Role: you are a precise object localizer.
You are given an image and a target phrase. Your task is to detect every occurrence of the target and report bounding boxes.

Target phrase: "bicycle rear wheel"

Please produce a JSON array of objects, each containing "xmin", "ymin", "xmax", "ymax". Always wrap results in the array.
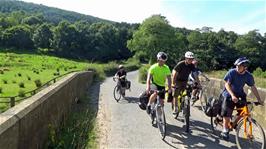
[
  {"xmin": 183, "ymin": 96, "xmax": 190, "ymax": 132},
  {"xmin": 156, "ymin": 105, "xmax": 166, "ymax": 140},
  {"xmin": 113, "ymin": 85, "xmax": 121, "ymax": 102},
  {"xmin": 236, "ymin": 118, "xmax": 265, "ymax": 149}
]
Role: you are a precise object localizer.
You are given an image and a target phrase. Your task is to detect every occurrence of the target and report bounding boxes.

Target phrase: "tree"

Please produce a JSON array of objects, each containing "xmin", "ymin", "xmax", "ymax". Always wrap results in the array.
[
  {"xmin": 234, "ymin": 30, "xmax": 264, "ymax": 70},
  {"xmin": 53, "ymin": 21, "xmax": 80, "ymax": 58},
  {"xmin": 2, "ymin": 25, "xmax": 34, "ymax": 49},
  {"xmin": 33, "ymin": 23, "xmax": 53, "ymax": 49},
  {"xmin": 127, "ymin": 14, "xmax": 178, "ymax": 64}
]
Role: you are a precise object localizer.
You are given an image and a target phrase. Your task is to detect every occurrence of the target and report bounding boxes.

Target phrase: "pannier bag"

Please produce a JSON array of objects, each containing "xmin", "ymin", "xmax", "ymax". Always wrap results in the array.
[
  {"xmin": 126, "ymin": 80, "xmax": 131, "ymax": 89},
  {"xmin": 138, "ymin": 91, "xmax": 149, "ymax": 110},
  {"xmin": 205, "ymin": 96, "xmax": 222, "ymax": 117}
]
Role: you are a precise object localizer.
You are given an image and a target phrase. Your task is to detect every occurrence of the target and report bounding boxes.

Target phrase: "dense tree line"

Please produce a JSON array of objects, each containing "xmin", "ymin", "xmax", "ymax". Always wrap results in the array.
[
  {"xmin": 128, "ymin": 15, "xmax": 266, "ymax": 71},
  {"xmin": 0, "ymin": 11, "xmax": 138, "ymax": 61}
]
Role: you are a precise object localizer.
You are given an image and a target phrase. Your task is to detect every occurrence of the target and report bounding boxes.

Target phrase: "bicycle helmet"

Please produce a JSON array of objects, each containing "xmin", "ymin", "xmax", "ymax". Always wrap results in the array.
[
  {"xmin": 157, "ymin": 52, "xmax": 168, "ymax": 61},
  {"xmin": 234, "ymin": 57, "xmax": 250, "ymax": 66},
  {"xmin": 185, "ymin": 51, "xmax": 194, "ymax": 59},
  {"xmin": 118, "ymin": 65, "xmax": 124, "ymax": 69}
]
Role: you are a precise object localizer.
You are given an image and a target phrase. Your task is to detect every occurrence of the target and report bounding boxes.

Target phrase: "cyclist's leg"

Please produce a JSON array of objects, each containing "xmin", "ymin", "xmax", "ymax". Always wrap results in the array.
[
  {"xmin": 146, "ymin": 84, "xmax": 158, "ymax": 114},
  {"xmin": 235, "ymin": 96, "xmax": 247, "ymax": 124},
  {"xmin": 221, "ymin": 96, "xmax": 235, "ymax": 139}
]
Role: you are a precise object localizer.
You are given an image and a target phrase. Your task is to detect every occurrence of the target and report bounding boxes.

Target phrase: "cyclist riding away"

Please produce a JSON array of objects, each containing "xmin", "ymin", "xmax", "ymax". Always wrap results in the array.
[
  {"xmin": 172, "ymin": 51, "xmax": 198, "ymax": 116},
  {"xmin": 219, "ymin": 57, "xmax": 264, "ymax": 140},
  {"xmin": 189, "ymin": 60, "xmax": 210, "ymax": 104},
  {"xmin": 146, "ymin": 52, "xmax": 172, "ymax": 114},
  {"xmin": 114, "ymin": 65, "xmax": 127, "ymax": 96}
]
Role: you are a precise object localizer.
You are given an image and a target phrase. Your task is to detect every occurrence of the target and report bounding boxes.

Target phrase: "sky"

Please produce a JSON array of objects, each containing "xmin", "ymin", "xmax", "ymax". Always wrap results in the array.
[{"xmin": 21, "ymin": 0, "xmax": 266, "ymax": 35}]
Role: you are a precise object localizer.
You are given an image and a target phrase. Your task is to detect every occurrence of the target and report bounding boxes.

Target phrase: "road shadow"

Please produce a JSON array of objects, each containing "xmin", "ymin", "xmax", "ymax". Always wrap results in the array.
[
  {"xmin": 164, "ymin": 119, "xmax": 237, "ymax": 149},
  {"xmin": 118, "ymin": 96, "xmax": 139, "ymax": 104}
]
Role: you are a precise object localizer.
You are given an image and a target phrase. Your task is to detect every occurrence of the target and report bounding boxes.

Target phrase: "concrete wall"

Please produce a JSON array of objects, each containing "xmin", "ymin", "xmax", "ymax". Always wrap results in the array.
[
  {"xmin": 204, "ymin": 78, "xmax": 266, "ymax": 129},
  {"xmin": 0, "ymin": 71, "xmax": 93, "ymax": 149}
]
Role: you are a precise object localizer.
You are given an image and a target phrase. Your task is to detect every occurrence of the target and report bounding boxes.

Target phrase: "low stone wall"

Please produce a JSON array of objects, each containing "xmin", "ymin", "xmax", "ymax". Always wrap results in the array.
[
  {"xmin": 204, "ymin": 78, "xmax": 266, "ymax": 129},
  {"xmin": 0, "ymin": 71, "xmax": 93, "ymax": 149}
]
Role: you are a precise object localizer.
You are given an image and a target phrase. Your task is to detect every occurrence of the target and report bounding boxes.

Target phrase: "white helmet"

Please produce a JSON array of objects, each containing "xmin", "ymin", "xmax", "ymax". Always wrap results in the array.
[
  {"xmin": 185, "ymin": 51, "xmax": 194, "ymax": 59},
  {"xmin": 157, "ymin": 52, "xmax": 168, "ymax": 61},
  {"xmin": 118, "ymin": 65, "xmax": 124, "ymax": 69}
]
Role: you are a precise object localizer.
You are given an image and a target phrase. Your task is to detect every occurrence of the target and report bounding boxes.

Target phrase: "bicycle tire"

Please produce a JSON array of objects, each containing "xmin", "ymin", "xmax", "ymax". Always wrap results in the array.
[
  {"xmin": 156, "ymin": 105, "xmax": 167, "ymax": 140},
  {"xmin": 236, "ymin": 118, "xmax": 265, "ymax": 149},
  {"xmin": 183, "ymin": 96, "xmax": 190, "ymax": 132},
  {"xmin": 113, "ymin": 85, "xmax": 121, "ymax": 102}
]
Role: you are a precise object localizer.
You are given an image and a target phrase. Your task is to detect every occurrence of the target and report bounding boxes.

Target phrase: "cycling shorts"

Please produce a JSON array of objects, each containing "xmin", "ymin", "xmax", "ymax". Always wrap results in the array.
[
  {"xmin": 150, "ymin": 83, "xmax": 165, "ymax": 99},
  {"xmin": 221, "ymin": 95, "xmax": 246, "ymax": 117}
]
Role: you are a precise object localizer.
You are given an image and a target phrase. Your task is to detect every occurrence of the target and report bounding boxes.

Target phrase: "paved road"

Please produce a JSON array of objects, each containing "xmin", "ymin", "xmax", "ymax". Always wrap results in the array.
[{"xmin": 98, "ymin": 71, "xmax": 238, "ymax": 148}]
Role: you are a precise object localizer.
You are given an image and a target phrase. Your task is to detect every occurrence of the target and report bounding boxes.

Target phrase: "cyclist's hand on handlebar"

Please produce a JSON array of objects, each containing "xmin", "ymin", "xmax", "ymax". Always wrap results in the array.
[{"xmin": 232, "ymin": 95, "xmax": 238, "ymax": 103}]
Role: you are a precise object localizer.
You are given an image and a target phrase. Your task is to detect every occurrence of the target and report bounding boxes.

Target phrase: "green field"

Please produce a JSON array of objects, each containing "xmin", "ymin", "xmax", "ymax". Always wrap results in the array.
[{"xmin": 0, "ymin": 52, "xmax": 89, "ymax": 97}]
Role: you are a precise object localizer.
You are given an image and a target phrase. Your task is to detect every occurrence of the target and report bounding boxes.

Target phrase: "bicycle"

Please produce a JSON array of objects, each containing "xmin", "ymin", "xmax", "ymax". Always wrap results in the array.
[
  {"xmin": 113, "ymin": 76, "xmax": 126, "ymax": 102},
  {"xmin": 173, "ymin": 83, "xmax": 193, "ymax": 133},
  {"xmin": 211, "ymin": 99, "xmax": 265, "ymax": 149},
  {"xmin": 148, "ymin": 89, "xmax": 167, "ymax": 140},
  {"xmin": 191, "ymin": 78, "xmax": 210, "ymax": 112}
]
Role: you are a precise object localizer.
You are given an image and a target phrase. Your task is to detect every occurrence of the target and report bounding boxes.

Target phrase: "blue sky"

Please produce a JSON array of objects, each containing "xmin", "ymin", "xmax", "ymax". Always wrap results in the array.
[{"xmin": 22, "ymin": 0, "xmax": 266, "ymax": 35}]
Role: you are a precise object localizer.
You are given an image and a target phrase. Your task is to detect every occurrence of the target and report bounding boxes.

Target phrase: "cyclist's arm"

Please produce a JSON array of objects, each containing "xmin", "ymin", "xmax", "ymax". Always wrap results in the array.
[
  {"xmin": 251, "ymin": 85, "xmax": 264, "ymax": 105},
  {"xmin": 200, "ymin": 73, "xmax": 210, "ymax": 81},
  {"xmin": 224, "ymin": 80, "xmax": 238, "ymax": 103},
  {"xmin": 146, "ymin": 72, "xmax": 152, "ymax": 91},
  {"xmin": 172, "ymin": 70, "xmax": 177, "ymax": 87}
]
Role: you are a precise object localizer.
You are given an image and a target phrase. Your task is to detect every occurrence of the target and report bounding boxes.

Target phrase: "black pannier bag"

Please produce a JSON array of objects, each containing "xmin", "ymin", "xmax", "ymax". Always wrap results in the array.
[
  {"xmin": 138, "ymin": 91, "xmax": 150, "ymax": 110},
  {"xmin": 126, "ymin": 80, "xmax": 131, "ymax": 89},
  {"xmin": 205, "ymin": 96, "xmax": 222, "ymax": 117}
]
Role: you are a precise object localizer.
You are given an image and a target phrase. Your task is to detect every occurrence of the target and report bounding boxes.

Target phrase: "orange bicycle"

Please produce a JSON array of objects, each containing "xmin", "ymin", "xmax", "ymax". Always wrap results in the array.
[{"xmin": 211, "ymin": 100, "xmax": 265, "ymax": 149}]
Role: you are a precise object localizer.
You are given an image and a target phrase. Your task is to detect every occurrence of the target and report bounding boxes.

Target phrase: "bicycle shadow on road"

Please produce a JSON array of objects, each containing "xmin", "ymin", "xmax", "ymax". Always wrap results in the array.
[
  {"xmin": 117, "ymin": 96, "xmax": 139, "ymax": 104},
  {"xmin": 164, "ymin": 119, "xmax": 237, "ymax": 149}
]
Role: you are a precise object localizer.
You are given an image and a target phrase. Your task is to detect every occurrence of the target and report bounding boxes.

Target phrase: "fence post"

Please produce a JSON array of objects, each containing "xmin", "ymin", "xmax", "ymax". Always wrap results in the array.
[{"xmin": 10, "ymin": 97, "xmax": 15, "ymax": 107}]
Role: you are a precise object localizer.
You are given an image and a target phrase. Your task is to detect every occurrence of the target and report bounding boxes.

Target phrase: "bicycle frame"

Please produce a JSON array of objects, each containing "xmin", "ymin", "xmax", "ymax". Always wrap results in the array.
[{"xmin": 232, "ymin": 104, "xmax": 252, "ymax": 139}]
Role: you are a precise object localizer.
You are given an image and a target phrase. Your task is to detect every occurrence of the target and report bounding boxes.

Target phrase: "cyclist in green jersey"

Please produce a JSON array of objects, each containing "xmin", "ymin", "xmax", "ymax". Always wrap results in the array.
[{"xmin": 146, "ymin": 52, "xmax": 172, "ymax": 114}]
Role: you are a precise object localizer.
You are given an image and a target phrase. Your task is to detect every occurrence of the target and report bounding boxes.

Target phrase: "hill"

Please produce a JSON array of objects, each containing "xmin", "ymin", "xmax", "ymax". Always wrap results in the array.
[{"xmin": 0, "ymin": 0, "xmax": 111, "ymax": 24}]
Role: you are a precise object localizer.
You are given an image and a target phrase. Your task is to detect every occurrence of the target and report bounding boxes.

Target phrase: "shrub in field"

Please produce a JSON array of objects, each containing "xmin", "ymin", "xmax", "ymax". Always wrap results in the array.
[
  {"xmin": 0, "ymin": 70, "xmax": 4, "ymax": 74},
  {"xmin": 64, "ymin": 67, "xmax": 68, "ymax": 71},
  {"xmin": 56, "ymin": 68, "xmax": 60, "ymax": 72},
  {"xmin": 0, "ymin": 87, "xmax": 2, "ymax": 93},
  {"xmin": 18, "ymin": 73, "xmax": 22, "ymax": 77},
  {"xmin": 12, "ymin": 80, "xmax": 17, "ymax": 84},
  {"xmin": 34, "ymin": 79, "xmax": 42, "ymax": 87},
  {"xmin": 19, "ymin": 82, "xmax": 25, "ymax": 88},
  {"xmin": 18, "ymin": 90, "xmax": 25, "ymax": 97},
  {"xmin": 27, "ymin": 76, "xmax": 31, "ymax": 80},
  {"xmin": 2, "ymin": 79, "xmax": 7, "ymax": 84},
  {"xmin": 53, "ymin": 72, "xmax": 60, "ymax": 76}
]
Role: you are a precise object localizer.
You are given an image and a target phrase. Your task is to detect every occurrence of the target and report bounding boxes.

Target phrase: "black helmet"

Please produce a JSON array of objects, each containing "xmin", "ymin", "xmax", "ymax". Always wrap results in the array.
[
  {"xmin": 157, "ymin": 52, "xmax": 168, "ymax": 61},
  {"xmin": 234, "ymin": 57, "xmax": 250, "ymax": 66}
]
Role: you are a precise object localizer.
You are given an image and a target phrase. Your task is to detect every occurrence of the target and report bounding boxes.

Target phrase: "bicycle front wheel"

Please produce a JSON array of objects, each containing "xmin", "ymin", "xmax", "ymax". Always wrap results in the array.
[
  {"xmin": 236, "ymin": 118, "xmax": 265, "ymax": 149},
  {"xmin": 183, "ymin": 96, "xmax": 190, "ymax": 133},
  {"xmin": 156, "ymin": 105, "xmax": 166, "ymax": 140},
  {"xmin": 113, "ymin": 85, "xmax": 121, "ymax": 102}
]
